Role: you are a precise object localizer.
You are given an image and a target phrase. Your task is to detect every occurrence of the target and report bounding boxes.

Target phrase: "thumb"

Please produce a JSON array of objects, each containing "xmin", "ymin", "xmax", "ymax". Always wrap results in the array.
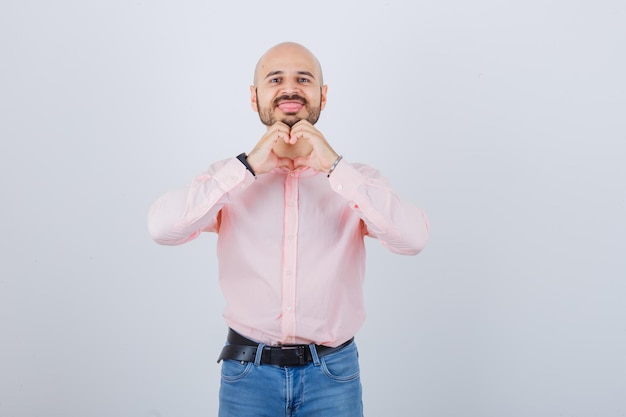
[
  {"xmin": 293, "ymin": 155, "xmax": 309, "ymax": 169},
  {"xmin": 277, "ymin": 157, "xmax": 295, "ymax": 170}
]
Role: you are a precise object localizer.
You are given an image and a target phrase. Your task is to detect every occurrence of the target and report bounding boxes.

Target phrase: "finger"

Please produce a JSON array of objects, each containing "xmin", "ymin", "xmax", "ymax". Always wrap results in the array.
[
  {"xmin": 274, "ymin": 130, "xmax": 289, "ymax": 144},
  {"xmin": 289, "ymin": 125, "xmax": 311, "ymax": 144},
  {"xmin": 265, "ymin": 126, "xmax": 289, "ymax": 146},
  {"xmin": 292, "ymin": 122, "xmax": 321, "ymax": 141},
  {"xmin": 271, "ymin": 123, "xmax": 292, "ymax": 144},
  {"xmin": 292, "ymin": 119, "xmax": 313, "ymax": 129},
  {"xmin": 289, "ymin": 130, "xmax": 301, "ymax": 145}
]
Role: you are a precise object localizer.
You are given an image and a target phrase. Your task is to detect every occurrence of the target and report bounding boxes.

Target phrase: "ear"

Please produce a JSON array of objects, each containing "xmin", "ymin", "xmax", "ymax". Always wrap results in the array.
[
  {"xmin": 320, "ymin": 85, "xmax": 328, "ymax": 111},
  {"xmin": 250, "ymin": 86, "xmax": 259, "ymax": 112}
]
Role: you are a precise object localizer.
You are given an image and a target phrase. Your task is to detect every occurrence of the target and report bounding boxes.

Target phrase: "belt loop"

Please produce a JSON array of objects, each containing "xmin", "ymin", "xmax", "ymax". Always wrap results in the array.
[
  {"xmin": 253, "ymin": 343, "xmax": 265, "ymax": 366},
  {"xmin": 308, "ymin": 343, "xmax": 321, "ymax": 366}
]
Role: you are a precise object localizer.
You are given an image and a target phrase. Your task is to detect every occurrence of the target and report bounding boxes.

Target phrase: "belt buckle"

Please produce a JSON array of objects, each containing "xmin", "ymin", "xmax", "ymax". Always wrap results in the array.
[{"xmin": 280, "ymin": 345, "xmax": 307, "ymax": 366}]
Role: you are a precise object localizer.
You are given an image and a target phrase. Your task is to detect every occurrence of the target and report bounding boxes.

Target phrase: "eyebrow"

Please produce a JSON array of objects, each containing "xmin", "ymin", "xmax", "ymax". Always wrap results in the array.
[{"xmin": 264, "ymin": 70, "xmax": 316, "ymax": 80}]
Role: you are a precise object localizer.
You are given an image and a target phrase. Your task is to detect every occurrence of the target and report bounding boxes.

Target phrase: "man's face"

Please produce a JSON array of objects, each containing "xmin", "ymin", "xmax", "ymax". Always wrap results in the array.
[{"xmin": 251, "ymin": 46, "xmax": 327, "ymax": 128}]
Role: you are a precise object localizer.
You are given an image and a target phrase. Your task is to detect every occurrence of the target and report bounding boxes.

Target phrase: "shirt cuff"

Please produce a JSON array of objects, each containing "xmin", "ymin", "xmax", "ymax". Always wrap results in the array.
[
  {"xmin": 212, "ymin": 157, "xmax": 256, "ymax": 193},
  {"xmin": 327, "ymin": 158, "xmax": 363, "ymax": 198}
]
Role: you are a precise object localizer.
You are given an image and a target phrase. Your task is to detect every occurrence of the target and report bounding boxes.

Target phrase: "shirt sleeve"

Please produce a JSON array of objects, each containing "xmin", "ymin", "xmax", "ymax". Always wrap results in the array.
[
  {"xmin": 327, "ymin": 158, "xmax": 429, "ymax": 255},
  {"xmin": 147, "ymin": 157, "xmax": 256, "ymax": 245}
]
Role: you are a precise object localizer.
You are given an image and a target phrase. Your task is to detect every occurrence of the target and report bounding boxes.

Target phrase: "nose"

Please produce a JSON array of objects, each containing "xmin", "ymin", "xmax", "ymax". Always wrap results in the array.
[{"xmin": 280, "ymin": 78, "xmax": 300, "ymax": 95}]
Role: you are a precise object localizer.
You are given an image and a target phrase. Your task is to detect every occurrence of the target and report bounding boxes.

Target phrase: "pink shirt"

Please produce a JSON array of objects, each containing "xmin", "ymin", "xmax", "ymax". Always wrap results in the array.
[{"xmin": 148, "ymin": 157, "xmax": 429, "ymax": 347}]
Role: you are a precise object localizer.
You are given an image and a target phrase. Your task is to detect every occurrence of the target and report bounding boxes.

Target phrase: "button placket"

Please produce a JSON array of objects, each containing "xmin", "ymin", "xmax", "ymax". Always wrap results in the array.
[{"xmin": 281, "ymin": 172, "xmax": 300, "ymax": 342}]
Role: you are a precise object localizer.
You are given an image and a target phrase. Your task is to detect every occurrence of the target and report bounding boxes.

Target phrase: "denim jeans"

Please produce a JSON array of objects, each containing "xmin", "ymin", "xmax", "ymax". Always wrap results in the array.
[{"xmin": 218, "ymin": 340, "xmax": 363, "ymax": 417}]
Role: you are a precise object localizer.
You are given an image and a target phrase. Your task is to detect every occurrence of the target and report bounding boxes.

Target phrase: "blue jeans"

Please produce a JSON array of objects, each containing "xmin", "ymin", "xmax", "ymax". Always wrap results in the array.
[{"xmin": 218, "ymin": 340, "xmax": 363, "ymax": 417}]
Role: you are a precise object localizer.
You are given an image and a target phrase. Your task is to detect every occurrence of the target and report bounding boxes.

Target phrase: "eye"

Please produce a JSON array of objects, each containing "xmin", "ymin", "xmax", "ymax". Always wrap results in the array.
[
  {"xmin": 270, "ymin": 77, "xmax": 281, "ymax": 83},
  {"xmin": 298, "ymin": 78, "xmax": 310, "ymax": 83}
]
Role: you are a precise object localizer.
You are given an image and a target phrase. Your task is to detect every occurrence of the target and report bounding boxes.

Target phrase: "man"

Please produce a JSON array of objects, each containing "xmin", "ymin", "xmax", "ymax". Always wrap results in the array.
[{"xmin": 148, "ymin": 42, "xmax": 429, "ymax": 417}]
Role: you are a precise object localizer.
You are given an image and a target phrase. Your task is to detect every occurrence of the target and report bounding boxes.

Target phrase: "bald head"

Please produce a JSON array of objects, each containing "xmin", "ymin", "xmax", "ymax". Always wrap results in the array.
[
  {"xmin": 250, "ymin": 42, "xmax": 328, "ymax": 128},
  {"xmin": 253, "ymin": 42, "xmax": 324, "ymax": 86}
]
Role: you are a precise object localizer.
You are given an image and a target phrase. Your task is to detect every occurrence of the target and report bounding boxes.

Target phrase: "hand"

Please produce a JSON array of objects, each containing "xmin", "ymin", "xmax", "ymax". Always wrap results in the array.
[
  {"xmin": 246, "ymin": 122, "xmax": 295, "ymax": 174},
  {"xmin": 289, "ymin": 120, "xmax": 339, "ymax": 172}
]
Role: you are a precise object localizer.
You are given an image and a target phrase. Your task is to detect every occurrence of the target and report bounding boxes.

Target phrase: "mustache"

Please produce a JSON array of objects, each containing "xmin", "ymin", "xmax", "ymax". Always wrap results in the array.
[{"xmin": 273, "ymin": 94, "xmax": 307, "ymax": 106}]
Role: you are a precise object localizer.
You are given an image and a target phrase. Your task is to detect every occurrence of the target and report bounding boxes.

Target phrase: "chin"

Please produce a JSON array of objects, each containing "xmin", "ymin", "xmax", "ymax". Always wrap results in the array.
[{"xmin": 281, "ymin": 116, "xmax": 302, "ymax": 128}]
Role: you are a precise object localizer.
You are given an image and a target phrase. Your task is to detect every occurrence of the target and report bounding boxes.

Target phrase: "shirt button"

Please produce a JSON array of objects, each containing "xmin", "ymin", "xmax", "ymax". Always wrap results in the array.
[
  {"xmin": 336, "ymin": 184, "xmax": 343, "ymax": 191},
  {"xmin": 286, "ymin": 305, "xmax": 293, "ymax": 311},
  {"xmin": 287, "ymin": 202, "xmax": 294, "ymax": 206}
]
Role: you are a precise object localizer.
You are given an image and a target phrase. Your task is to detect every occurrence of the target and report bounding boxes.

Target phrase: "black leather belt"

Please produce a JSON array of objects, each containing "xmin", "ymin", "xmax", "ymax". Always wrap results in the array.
[{"xmin": 217, "ymin": 329, "xmax": 354, "ymax": 367}]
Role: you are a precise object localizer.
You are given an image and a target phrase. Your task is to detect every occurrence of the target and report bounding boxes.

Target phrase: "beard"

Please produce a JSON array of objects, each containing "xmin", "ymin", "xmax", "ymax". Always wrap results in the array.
[{"xmin": 256, "ymin": 90, "xmax": 322, "ymax": 128}]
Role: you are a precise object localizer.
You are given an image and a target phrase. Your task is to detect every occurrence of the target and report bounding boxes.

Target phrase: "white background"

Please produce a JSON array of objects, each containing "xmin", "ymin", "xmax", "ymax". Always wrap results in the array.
[{"xmin": 1, "ymin": 1, "xmax": 625, "ymax": 416}]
